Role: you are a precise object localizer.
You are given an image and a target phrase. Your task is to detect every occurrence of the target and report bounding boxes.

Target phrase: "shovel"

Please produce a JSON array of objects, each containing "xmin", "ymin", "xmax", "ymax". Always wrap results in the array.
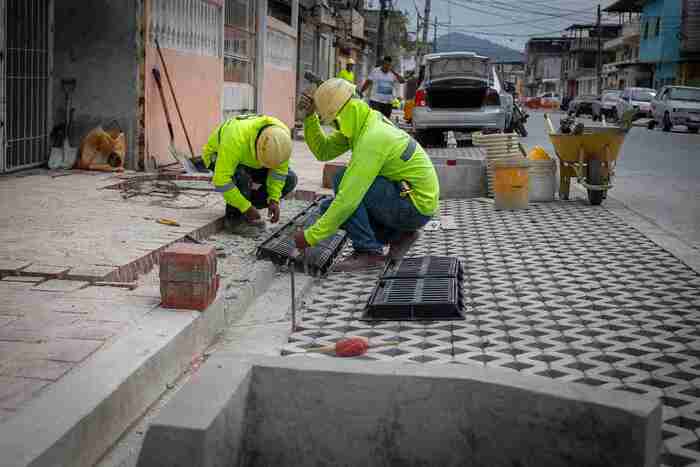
[{"xmin": 49, "ymin": 79, "xmax": 78, "ymax": 170}]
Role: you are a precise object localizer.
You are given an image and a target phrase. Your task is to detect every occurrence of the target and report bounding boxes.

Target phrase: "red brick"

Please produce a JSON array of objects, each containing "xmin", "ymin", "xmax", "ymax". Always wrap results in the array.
[
  {"xmin": 322, "ymin": 161, "xmax": 347, "ymax": 189},
  {"xmin": 160, "ymin": 244, "xmax": 219, "ymax": 311},
  {"xmin": 160, "ymin": 244, "xmax": 216, "ymax": 283}
]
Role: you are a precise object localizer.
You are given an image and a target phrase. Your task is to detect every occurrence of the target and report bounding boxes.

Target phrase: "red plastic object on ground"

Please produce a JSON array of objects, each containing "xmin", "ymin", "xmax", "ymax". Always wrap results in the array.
[
  {"xmin": 160, "ymin": 243, "xmax": 219, "ymax": 311},
  {"xmin": 308, "ymin": 336, "xmax": 379, "ymax": 357}
]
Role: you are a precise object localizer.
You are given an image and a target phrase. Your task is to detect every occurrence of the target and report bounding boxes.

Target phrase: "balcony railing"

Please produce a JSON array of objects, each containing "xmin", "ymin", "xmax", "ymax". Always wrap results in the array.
[
  {"xmin": 570, "ymin": 38, "xmax": 598, "ymax": 51},
  {"xmin": 623, "ymin": 20, "xmax": 640, "ymax": 39}
]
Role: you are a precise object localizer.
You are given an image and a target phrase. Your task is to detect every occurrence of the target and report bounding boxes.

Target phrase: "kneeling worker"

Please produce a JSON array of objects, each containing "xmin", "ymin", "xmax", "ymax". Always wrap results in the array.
[
  {"xmin": 202, "ymin": 115, "xmax": 297, "ymax": 226},
  {"xmin": 295, "ymin": 78, "xmax": 440, "ymax": 271}
]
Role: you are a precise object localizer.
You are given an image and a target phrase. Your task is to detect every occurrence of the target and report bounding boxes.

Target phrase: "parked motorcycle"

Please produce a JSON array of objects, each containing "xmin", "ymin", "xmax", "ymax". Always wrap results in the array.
[{"xmin": 509, "ymin": 101, "xmax": 529, "ymax": 137}]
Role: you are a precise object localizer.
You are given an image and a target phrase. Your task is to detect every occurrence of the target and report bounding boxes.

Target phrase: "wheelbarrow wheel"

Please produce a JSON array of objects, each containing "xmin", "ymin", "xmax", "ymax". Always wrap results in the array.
[{"xmin": 586, "ymin": 160, "xmax": 604, "ymax": 206}]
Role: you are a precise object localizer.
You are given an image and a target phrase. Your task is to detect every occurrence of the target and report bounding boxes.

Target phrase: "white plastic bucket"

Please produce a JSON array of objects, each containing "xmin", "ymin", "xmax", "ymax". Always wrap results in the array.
[{"xmin": 528, "ymin": 158, "xmax": 557, "ymax": 202}]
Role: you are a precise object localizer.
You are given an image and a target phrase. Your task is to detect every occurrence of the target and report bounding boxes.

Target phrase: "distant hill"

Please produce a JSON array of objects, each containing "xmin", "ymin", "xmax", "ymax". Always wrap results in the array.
[{"xmin": 435, "ymin": 33, "xmax": 524, "ymax": 62}]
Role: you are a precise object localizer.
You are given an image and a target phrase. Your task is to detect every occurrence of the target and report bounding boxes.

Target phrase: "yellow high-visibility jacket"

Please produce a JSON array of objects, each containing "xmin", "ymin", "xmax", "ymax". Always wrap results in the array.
[
  {"xmin": 302, "ymin": 99, "xmax": 439, "ymax": 246},
  {"xmin": 202, "ymin": 115, "xmax": 290, "ymax": 213}
]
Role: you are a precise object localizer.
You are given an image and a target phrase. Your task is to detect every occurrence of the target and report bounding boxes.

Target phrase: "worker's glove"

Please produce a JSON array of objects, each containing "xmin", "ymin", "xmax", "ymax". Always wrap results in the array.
[
  {"xmin": 293, "ymin": 229, "xmax": 310, "ymax": 251},
  {"xmin": 298, "ymin": 86, "xmax": 317, "ymax": 119},
  {"xmin": 267, "ymin": 200, "xmax": 280, "ymax": 224}
]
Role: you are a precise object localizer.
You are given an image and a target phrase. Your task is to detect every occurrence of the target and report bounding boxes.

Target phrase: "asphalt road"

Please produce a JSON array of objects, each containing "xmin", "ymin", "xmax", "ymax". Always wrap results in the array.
[{"xmin": 521, "ymin": 111, "xmax": 700, "ymax": 250}]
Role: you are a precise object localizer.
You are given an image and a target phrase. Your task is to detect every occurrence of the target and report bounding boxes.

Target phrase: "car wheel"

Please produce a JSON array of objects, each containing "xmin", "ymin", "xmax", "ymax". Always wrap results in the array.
[
  {"xmin": 663, "ymin": 113, "xmax": 673, "ymax": 132},
  {"xmin": 647, "ymin": 119, "xmax": 656, "ymax": 130},
  {"xmin": 689, "ymin": 127, "xmax": 699, "ymax": 134}
]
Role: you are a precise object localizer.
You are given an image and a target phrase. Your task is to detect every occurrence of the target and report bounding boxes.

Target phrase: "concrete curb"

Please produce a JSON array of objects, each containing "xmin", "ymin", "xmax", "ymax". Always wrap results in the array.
[{"xmin": 0, "ymin": 261, "xmax": 278, "ymax": 467}]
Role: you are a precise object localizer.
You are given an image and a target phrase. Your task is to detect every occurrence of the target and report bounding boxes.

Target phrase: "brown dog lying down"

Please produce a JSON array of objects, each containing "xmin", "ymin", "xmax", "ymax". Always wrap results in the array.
[{"xmin": 75, "ymin": 127, "xmax": 126, "ymax": 172}]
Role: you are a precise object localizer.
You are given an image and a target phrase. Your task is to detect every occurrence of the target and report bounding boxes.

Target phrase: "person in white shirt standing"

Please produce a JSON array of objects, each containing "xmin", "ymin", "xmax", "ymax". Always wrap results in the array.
[{"xmin": 360, "ymin": 56, "xmax": 406, "ymax": 119}]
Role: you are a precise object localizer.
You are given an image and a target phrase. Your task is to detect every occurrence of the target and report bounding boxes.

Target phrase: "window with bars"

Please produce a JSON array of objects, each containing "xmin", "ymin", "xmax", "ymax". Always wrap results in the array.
[
  {"xmin": 224, "ymin": 0, "xmax": 256, "ymax": 84},
  {"xmin": 150, "ymin": 0, "xmax": 223, "ymax": 57}
]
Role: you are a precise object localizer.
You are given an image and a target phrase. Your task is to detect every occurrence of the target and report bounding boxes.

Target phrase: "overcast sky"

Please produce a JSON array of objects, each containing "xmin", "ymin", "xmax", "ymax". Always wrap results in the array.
[{"xmin": 377, "ymin": 0, "xmax": 622, "ymax": 51}]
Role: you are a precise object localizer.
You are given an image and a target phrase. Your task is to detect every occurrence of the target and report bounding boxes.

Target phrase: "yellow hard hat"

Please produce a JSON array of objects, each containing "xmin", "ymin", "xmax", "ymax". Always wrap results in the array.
[
  {"xmin": 528, "ymin": 146, "xmax": 551, "ymax": 161},
  {"xmin": 314, "ymin": 78, "xmax": 355, "ymax": 124},
  {"xmin": 347, "ymin": 58, "xmax": 355, "ymax": 65},
  {"xmin": 256, "ymin": 125, "xmax": 292, "ymax": 169}
]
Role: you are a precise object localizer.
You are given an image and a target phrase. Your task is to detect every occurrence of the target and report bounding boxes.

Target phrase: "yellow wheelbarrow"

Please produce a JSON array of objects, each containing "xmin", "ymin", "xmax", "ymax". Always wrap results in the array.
[{"xmin": 545, "ymin": 114, "xmax": 627, "ymax": 205}]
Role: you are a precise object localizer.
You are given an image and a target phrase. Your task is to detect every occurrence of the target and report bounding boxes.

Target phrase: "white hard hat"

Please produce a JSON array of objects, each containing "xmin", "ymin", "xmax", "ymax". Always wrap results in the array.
[
  {"xmin": 314, "ymin": 78, "xmax": 355, "ymax": 125},
  {"xmin": 256, "ymin": 125, "xmax": 292, "ymax": 169},
  {"xmin": 347, "ymin": 58, "xmax": 355, "ymax": 65}
]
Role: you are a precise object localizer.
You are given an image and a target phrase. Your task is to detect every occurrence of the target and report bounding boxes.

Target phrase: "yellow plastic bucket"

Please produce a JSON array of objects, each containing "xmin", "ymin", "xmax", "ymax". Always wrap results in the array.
[{"xmin": 493, "ymin": 159, "xmax": 530, "ymax": 210}]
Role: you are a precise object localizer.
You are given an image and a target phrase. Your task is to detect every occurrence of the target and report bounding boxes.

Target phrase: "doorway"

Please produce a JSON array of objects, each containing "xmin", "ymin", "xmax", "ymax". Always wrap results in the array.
[{"xmin": 1, "ymin": 0, "xmax": 53, "ymax": 173}]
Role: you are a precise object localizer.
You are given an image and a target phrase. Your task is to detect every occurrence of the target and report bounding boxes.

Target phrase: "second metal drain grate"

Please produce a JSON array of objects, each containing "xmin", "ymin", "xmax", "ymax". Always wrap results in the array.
[{"xmin": 363, "ymin": 256, "xmax": 465, "ymax": 321}]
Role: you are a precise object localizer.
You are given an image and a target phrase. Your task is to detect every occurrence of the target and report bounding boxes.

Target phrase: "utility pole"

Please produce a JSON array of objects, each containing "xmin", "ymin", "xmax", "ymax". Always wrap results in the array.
[
  {"xmin": 596, "ymin": 4, "xmax": 602, "ymax": 95},
  {"xmin": 422, "ymin": 0, "xmax": 431, "ymax": 57},
  {"xmin": 415, "ymin": 11, "xmax": 422, "ymax": 68},
  {"xmin": 376, "ymin": 0, "xmax": 388, "ymax": 64},
  {"xmin": 433, "ymin": 16, "xmax": 438, "ymax": 52}
]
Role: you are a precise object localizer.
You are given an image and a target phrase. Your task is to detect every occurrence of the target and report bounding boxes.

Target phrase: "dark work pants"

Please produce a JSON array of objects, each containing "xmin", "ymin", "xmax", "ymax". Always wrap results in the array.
[
  {"xmin": 369, "ymin": 100, "xmax": 393, "ymax": 119},
  {"xmin": 225, "ymin": 166, "xmax": 297, "ymax": 219}
]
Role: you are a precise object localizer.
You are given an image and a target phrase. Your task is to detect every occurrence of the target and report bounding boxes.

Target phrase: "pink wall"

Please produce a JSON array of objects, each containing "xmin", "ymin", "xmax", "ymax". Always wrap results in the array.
[
  {"xmin": 262, "ymin": 17, "xmax": 297, "ymax": 129},
  {"xmin": 145, "ymin": 47, "xmax": 223, "ymax": 165}
]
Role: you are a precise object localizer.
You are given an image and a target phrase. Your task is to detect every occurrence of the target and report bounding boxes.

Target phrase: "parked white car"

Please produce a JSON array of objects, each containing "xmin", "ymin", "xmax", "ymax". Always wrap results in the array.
[
  {"xmin": 616, "ymin": 87, "xmax": 656, "ymax": 119},
  {"xmin": 650, "ymin": 85, "xmax": 700, "ymax": 133}
]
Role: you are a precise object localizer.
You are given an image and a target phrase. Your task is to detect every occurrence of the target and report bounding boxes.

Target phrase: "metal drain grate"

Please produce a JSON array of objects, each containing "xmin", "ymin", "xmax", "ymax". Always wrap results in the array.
[
  {"xmin": 362, "ymin": 276, "xmax": 464, "ymax": 321},
  {"xmin": 381, "ymin": 256, "xmax": 462, "ymax": 280},
  {"xmin": 257, "ymin": 198, "xmax": 347, "ymax": 275}
]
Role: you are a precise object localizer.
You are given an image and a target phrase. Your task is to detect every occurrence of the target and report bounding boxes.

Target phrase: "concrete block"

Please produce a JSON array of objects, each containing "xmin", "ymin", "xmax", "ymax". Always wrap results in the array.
[
  {"xmin": 432, "ymin": 158, "xmax": 486, "ymax": 199},
  {"xmin": 137, "ymin": 355, "xmax": 662, "ymax": 467},
  {"xmin": 31, "ymin": 280, "xmax": 90, "ymax": 293}
]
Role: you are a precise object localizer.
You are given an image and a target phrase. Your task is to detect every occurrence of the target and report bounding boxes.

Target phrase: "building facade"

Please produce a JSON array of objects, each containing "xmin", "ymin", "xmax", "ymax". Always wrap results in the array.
[
  {"xmin": 524, "ymin": 37, "xmax": 571, "ymax": 97},
  {"xmin": 561, "ymin": 24, "xmax": 621, "ymax": 97}
]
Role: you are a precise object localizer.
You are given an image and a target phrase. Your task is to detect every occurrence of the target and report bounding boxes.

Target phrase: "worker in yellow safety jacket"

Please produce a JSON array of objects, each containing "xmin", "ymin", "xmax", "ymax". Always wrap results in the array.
[
  {"xmin": 202, "ymin": 115, "xmax": 297, "ymax": 227},
  {"xmin": 295, "ymin": 78, "xmax": 440, "ymax": 272},
  {"xmin": 337, "ymin": 58, "xmax": 355, "ymax": 84}
]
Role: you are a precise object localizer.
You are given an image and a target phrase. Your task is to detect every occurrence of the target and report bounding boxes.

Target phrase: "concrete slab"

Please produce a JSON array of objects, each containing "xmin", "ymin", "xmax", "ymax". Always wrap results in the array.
[
  {"xmin": 0, "ymin": 359, "xmax": 74, "ymax": 381},
  {"xmin": 137, "ymin": 354, "xmax": 662, "ymax": 467}
]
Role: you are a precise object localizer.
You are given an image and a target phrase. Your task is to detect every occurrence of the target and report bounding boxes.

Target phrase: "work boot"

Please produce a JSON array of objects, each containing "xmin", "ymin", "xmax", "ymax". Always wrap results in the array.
[
  {"xmin": 333, "ymin": 251, "xmax": 386, "ymax": 272},
  {"xmin": 388, "ymin": 231, "xmax": 420, "ymax": 260}
]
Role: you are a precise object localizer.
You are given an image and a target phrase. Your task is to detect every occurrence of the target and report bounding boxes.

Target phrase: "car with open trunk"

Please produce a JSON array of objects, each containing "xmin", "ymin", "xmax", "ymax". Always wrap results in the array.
[{"xmin": 412, "ymin": 52, "xmax": 508, "ymax": 146}]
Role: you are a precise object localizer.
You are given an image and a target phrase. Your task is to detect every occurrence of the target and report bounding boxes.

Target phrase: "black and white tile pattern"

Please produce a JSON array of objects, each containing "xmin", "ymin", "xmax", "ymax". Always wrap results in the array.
[{"xmin": 283, "ymin": 199, "xmax": 700, "ymax": 466}]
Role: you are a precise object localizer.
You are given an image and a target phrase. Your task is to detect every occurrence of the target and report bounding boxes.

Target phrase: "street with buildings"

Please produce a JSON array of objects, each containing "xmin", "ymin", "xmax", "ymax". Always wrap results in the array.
[{"xmin": 1, "ymin": 1, "xmax": 700, "ymax": 467}]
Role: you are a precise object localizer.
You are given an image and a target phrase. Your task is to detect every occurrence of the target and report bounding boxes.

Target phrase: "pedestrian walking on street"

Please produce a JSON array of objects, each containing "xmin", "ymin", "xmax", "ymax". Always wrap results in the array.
[
  {"xmin": 337, "ymin": 58, "xmax": 356, "ymax": 84},
  {"xmin": 296, "ymin": 78, "xmax": 440, "ymax": 272},
  {"xmin": 201, "ymin": 115, "xmax": 297, "ymax": 229},
  {"xmin": 360, "ymin": 56, "xmax": 407, "ymax": 119}
]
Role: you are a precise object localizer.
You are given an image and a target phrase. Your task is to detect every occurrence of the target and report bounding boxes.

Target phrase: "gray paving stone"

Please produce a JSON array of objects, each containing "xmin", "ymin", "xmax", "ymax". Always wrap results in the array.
[
  {"xmin": 54, "ymin": 320, "xmax": 128, "ymax": 341},
  {"xmin": 0, "ymin": 259, "xmax": 32, "ymax": 273},
  {"xmin": 38, "ymin": 339, "xmax": 104, "ymax": 362},
  {"xmin": 1, "ymin": 276, "xmax": 43, "ymax": 284},
  {"xmin": 1, "ymin": 359, "xmax": 74, "ymax": 381},
  {"xmin": 0, "ymin": 376, "xmax": 49, "ymax": 409},
  {"xmin": 21, "ymin": 264, "xmax": 71, "ymax": 277},
  {"xmin": 32, "ymin": 279, "xmax": 90, "ymax": 293}
]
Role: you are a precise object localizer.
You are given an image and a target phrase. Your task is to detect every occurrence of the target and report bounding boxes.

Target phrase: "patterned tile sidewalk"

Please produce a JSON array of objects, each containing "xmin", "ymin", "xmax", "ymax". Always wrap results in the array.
[{"xmin": 283, "ymin": 199, "xmax": 700, "ymax": 467}]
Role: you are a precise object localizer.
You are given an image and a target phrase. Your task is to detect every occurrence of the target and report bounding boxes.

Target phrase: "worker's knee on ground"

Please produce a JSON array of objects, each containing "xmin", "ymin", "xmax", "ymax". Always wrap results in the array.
[
  {"xmin": 282, "ymin": 169, "xmax": 298, "ymax": 196},
  {"xmin": 332, "ymin": 167, "xmax": 347, "ymax": 193}
]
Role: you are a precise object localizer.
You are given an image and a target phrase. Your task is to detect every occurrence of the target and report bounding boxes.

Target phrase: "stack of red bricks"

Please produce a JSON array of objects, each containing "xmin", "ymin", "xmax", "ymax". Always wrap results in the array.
[{"xmin": 160, "ymin": 243, "xmax": 219, "ymax": 311}]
